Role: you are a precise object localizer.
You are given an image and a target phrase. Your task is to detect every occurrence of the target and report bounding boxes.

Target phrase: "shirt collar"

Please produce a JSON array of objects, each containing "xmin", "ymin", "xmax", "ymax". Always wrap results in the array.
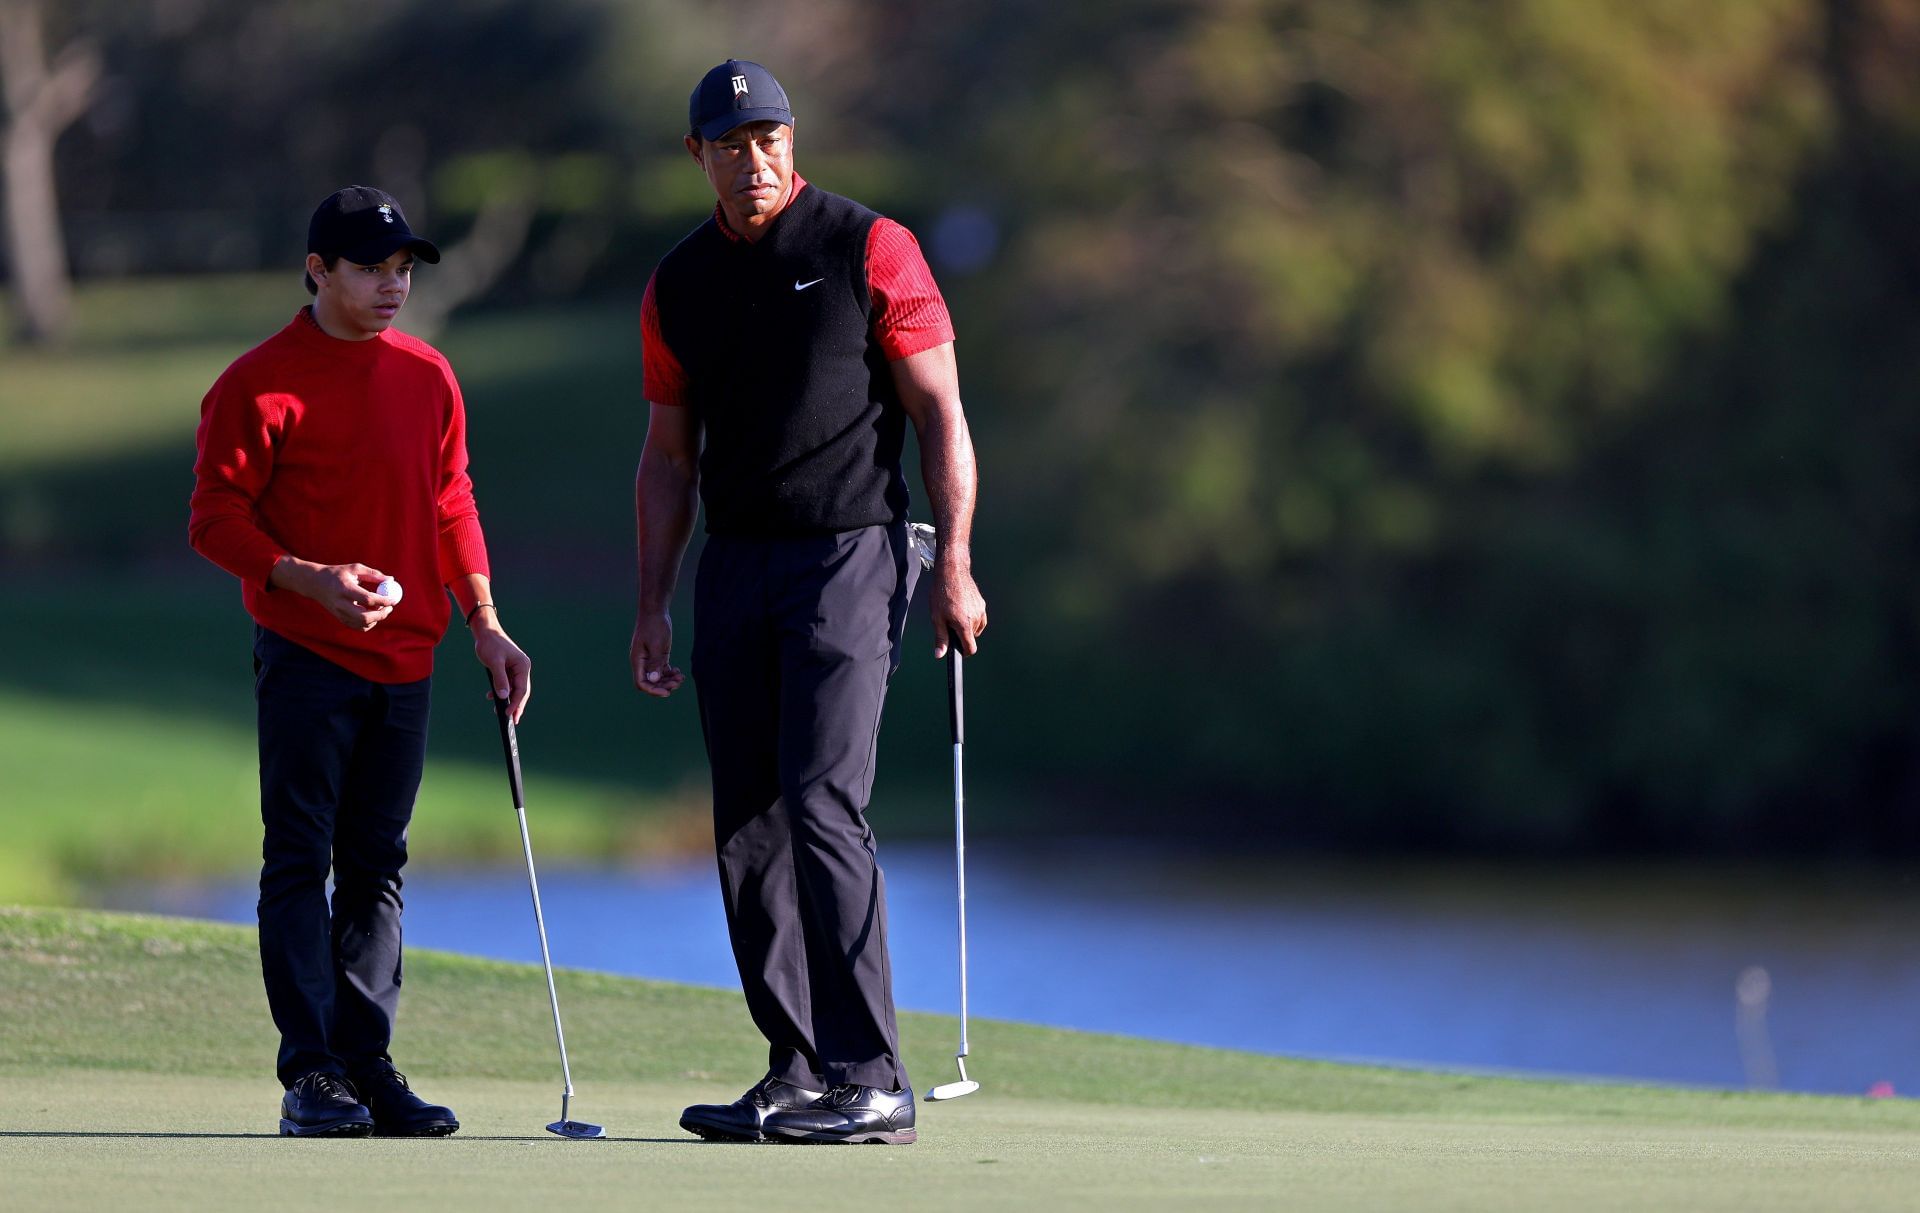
[
  {"xmin": 290, "ymin": 304, "xmax": 389, "ymax": 353},
  {"xmin": 713, "ymin": 172, "xmax": 808, "ymax": 244}
]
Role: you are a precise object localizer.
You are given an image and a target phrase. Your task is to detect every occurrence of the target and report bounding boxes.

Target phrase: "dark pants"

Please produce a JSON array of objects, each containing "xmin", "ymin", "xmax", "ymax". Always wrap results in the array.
[
  {"xmin": 253, "ymin": 626, "xmax": 429, "ymax": 1088},
  {"xmin": 692, "ymin": 523, "xmax": 918, "ymax": 1092}
]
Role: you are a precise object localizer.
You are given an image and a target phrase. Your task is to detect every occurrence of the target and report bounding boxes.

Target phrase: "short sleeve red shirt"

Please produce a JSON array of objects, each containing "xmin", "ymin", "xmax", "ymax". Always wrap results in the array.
[{"xmin": 640, "ymin": 174, "xmax": 954, "ymax": 407}]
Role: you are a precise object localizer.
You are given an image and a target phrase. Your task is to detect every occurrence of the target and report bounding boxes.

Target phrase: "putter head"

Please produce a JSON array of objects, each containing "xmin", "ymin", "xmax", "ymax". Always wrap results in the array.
[
  {"xmin": 908, "ymin": 521, "xmax": 938, "ymax": 571},
  {"xmin": 925, "ymin": 1079, "xmax": 980, "ymax": 1101},
  {"xmin": 926, "ymin": 1056, "xmax": 979, "ymax": 1101},
  {"xmin": 547, "ymin": 1119, "xmax": 606, "ymax": 1139}
]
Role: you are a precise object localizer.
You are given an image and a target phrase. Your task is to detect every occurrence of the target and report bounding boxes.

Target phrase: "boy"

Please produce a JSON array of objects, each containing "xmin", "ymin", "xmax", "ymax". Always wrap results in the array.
[{"xmin": 189, "ymin": 185, "xmax": 530, "ymax": 1136}]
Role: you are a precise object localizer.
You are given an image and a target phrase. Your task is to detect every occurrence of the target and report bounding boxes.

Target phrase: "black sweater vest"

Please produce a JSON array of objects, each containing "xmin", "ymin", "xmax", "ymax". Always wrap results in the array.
[{"xmin": 655, "ymin": 185, "xmax": 909, "ymax": 536}]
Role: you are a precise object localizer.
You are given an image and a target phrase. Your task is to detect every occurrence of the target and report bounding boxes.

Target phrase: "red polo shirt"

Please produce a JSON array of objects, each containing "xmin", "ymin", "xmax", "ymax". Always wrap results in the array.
[{"xmin": 188, "ymin": 309, "xmax": 491, "ymax": 683}]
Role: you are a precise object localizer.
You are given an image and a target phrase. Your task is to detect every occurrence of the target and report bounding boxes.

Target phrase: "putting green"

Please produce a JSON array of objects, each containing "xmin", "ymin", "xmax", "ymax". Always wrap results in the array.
[{"xmin": 6, "ymin": 907, "xmax": 1920, "ymax": 1210}]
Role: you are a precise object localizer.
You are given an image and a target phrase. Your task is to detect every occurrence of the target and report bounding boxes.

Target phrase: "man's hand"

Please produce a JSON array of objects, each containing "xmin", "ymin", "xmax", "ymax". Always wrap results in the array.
[
  {"xmin": 929, "ymin": 555, "xmax": 987, "ymax": 659},
  {"xmin": 271, "ymin": 557, "xmax": 397, "ymax": 632},
  {"xmin": 630, "ymin": 611, "xmax": 686, "ymax": 698},
  {"xmin": 472, "ymin": 610, "xmax": 532, "ymax": 722}
]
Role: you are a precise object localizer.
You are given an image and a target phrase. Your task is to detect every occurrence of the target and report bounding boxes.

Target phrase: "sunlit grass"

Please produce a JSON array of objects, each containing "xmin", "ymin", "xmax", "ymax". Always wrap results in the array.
[
  {"xmin": 8, "ymin": 909, "xmax": 1920, "ymax": 1212},
  {"xmin": 0, "ymin": 687, "xmax": 702, "ymax": 906}
]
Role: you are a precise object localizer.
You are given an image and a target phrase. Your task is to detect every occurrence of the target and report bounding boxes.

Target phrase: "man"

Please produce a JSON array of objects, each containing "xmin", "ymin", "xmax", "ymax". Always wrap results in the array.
[
  {"xmin": 189, "ymin": 186, "xmax": 532, "ymax": 1137},
  {"xmin": 631, "ymin": 60, "xmax": 987, "ymax": 1146}
]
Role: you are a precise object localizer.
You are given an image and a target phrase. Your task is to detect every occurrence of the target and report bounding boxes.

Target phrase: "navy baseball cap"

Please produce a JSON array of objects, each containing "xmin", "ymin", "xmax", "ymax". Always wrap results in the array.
[
  {"xmin": 689, "ymin": 59, "xmax": 793, "ymax": 141},
  {"xmin": 306, "ymin": 186, "xmax": 440, "ymax": 287}
]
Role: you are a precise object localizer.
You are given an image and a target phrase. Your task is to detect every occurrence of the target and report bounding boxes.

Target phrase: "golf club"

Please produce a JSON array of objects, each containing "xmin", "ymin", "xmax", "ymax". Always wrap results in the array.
[
  {"xmin": 490, "ymin": 685, "xmax": 607, "ymax": 1139},
  {"xmin": 909, "ymin": 522, "xmax": 981, "ymax": 1102}
]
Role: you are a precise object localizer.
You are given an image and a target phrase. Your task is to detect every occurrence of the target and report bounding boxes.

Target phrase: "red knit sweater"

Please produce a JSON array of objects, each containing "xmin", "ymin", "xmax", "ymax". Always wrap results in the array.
[{"xmin": 188, "ymin": 309, "xmax": 491, "ymax": 683}]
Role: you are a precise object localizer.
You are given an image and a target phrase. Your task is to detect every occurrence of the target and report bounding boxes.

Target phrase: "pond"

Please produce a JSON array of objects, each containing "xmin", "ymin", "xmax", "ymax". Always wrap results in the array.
[{"xmin": 111, "ymin": 845, "xmax": 1920, "ymax": 1096}]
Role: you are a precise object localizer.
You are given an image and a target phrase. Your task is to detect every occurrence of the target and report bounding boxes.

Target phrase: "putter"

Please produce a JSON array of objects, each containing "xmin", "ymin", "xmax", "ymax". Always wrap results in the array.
[
  {"xmin": 909, "ymin": 522, "xmax": 981, "ymax": 1102},
  {"xmin": 929, "ymin": 648, "xmax": 983, "ymax": 1105},
  {"xmin": 491, "ymin": 686, "xmax": 607, "ymax": 1139}
]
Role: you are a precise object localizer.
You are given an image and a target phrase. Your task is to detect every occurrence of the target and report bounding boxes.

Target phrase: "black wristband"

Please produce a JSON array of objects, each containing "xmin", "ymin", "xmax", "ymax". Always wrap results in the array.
[{"xmin": 465, "ymin": 602, "xmax": 496, "ymax": 626}]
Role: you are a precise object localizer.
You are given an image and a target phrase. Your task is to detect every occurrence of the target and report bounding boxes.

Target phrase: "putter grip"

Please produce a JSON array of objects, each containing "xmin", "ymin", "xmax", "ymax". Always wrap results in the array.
[
  {"xmin": 947, "ymin": 648, "xmax": 964, "ymax": 745},
  {"xmin": 491, "ymin": 687, "xmax": 525, "ymax": 810}
]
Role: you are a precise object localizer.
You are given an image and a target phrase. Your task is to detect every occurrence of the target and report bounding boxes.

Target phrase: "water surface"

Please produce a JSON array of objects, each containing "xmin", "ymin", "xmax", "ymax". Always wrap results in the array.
[{"xmin": 114, "ymin": 847, "xmax": 1920, "ymax": 1095}]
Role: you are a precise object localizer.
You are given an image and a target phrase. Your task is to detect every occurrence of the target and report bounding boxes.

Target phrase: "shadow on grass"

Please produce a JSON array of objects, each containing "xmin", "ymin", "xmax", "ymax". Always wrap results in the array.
[
  {"xmin": 0, "ymin": 1130, "xmax": 692, "ymax": 1143},
  {"xmin": 0, "ymin": 1130, "xmax": 277, "ymax": 1139}
]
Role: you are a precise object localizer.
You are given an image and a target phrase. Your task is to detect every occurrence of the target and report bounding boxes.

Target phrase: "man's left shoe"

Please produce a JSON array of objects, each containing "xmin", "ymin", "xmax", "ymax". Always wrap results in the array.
[
  {"xmin": 355, "ymin": 1068, "xmax": 461, "ymax": 1137},
  {"xmin": 763, "ymin": 1084, "xmax": 917, "ymax": 1145}
]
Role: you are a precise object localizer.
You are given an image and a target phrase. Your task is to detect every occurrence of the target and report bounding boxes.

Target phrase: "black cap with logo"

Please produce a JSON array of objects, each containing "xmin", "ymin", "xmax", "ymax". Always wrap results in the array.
[
  {"xmin": 304, "ymin": 186, "xmax": 441, "ymax": 294},
  {"xmin": 689, "ymin": 59, "xmax": 793, "ymax": 142}
]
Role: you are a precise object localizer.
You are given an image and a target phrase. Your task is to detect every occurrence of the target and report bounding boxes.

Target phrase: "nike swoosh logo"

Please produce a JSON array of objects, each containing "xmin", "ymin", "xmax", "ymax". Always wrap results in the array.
[{"xmin": 794, "ymin": 277, "xmax": 827, "ymax": 291}]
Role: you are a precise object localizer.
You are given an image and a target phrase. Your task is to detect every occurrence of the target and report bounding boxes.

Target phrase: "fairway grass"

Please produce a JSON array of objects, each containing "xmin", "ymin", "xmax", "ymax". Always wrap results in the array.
[
  {"xmin": 6, "ymin": 909, "xmax": 1920, "ymax": 1210},
  {"xmin": 0, "ymin": 686, "xmax": 700, "ymax": 905}
]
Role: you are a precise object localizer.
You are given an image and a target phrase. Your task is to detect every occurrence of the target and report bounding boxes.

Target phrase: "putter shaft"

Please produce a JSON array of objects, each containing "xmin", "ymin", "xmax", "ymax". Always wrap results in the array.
[
  {"xmin": 517, "ymin": 799, "xmax": 575, "ymax": 1104},
  {"xmin": 953, "ymin": 734, "xmax": 969, "ymax": 1063},
  {"xmin": 495, "ymin": 692, "xmax": 594, "ymax": 1132}
]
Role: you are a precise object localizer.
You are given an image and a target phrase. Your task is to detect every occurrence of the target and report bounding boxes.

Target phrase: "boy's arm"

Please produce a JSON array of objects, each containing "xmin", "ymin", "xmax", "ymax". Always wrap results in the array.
[
  {"xmin": 189, "ymin": 379, "xmax": 397, "ymax": 630},
  {"xmin": 435, "ymin": 370, "xmax": 491, "ymax": 590},
  {"xmin": 188, "ymin": 377, "xmax": 289, "ymax": 588},
  {"xmin": 436, "ymin": 367, "xmax": 531, "ymax": 721}
]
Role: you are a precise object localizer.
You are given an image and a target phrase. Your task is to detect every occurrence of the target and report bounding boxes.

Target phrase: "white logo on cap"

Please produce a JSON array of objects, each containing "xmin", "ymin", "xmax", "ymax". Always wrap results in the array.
[
  {"xmin": 377, "ymin": 204, "xmax": 395, "ymax": 224},
  {"xmin": 731, "ymin": 74, "xmax": 749, "ymax": 97}
]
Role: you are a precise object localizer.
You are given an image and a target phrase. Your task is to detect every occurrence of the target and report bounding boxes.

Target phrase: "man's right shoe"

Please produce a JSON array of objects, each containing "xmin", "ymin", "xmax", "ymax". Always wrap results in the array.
[
  {"xmin": 763, "ymin": 1083, "xmax": 917, "ymax": 1145},
  {"xmin": 680, "ymin": 1074, "xmax": 826, "ymax": 1143},
  {"xmin": 354, "ymin": 1068, "xmax": 460, "ymax": 1137},
  {"xmin": 279, "ymin": 1072, "xmax": 374, "ymax": 1137}
]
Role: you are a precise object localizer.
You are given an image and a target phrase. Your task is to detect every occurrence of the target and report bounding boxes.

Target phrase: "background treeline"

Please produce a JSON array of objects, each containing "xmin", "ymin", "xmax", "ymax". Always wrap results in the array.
[{"xmin": 6, "ymin": 0, "xmax": 1920, "ymax": 859}]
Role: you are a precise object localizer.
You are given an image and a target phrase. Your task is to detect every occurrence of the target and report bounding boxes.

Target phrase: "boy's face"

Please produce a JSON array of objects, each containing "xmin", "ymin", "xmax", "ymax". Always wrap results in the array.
[{"xmin": 307, "ymin": 248, "xmax": 415, "ymax": 336}]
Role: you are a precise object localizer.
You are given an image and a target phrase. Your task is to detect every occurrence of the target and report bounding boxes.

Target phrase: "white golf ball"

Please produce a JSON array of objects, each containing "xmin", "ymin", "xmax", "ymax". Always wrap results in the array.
[{"xmin": 377, "ymin": 578, "xmax": 403, "ymax": 604}]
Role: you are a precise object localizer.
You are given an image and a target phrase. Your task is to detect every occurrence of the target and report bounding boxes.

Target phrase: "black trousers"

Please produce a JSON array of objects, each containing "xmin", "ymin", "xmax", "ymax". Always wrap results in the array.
[
  {"xmin": 253, "ymin": 626, "xmax": 429, "ymax": 1088},
  {"xmin": 692, "ymin": 523, "xmax": 918, "ymax": 1092}
]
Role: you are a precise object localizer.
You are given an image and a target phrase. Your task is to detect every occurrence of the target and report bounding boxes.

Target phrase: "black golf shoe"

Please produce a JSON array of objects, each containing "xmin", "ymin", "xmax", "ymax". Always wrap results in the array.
[
  {"xmin": 355, "ymin": 1068, "xmax": 460, "ymax": 1137},
  {"xmin": 279, "ymin": 1072, "xmax": 374, "ymax": 1137},
  {"xmin": 680, "ymin": 1074, "xmax": 826, "ymax": 1143},
  {"xmin": 764, "ymin": 1083, "xmax": 917, "ymax": 1145}
]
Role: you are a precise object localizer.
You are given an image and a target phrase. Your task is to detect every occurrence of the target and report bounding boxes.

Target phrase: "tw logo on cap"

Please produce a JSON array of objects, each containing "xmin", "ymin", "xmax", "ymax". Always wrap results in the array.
[
  {"xmin": 731, "ymin": 74, "xmax": 749, "ymax": 97},
  {"xmin": 377, "ymin": 204, "xmax": 395, "ymax": 224}
]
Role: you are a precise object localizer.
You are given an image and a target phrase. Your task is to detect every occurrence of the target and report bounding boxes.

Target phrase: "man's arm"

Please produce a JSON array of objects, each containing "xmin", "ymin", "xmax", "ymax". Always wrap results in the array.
[
  {"xmin": 892, "ymin": 341, "xmax": 987, "ymax": 657},
  {"xmin": 631, "ymin": 401, "xmax": 701, "ymax": 697}
]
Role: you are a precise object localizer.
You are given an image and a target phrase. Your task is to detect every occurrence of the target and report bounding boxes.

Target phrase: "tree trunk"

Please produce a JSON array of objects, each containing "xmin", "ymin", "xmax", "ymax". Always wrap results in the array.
[
  {"xmin": 396, "ymin": 187, "xmax": 537, "ymax": 342},
  {"xmin": 0, "ymin": 0, "xmax": 99, "ymax": 345}
]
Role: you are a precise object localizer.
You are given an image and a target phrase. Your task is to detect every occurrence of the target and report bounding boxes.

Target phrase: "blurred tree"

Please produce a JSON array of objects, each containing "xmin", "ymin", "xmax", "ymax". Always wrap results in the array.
[
  {"xmin": 49, "ymin": 0, "xmax": 628, "ymax": 294},
  {"xmin": 819, "ymin": 0, "xmax": 1920, "ymax": 850},
  {"xmin": 0, "ymin": 0, "xmax": 99, "ymax": 343}
]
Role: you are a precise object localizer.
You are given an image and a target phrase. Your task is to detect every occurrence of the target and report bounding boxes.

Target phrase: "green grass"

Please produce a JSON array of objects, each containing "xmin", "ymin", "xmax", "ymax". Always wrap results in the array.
[
  {"xmin": 0, "ymin": 275, "xmax": 294, "ymax": 471},
  {"xmin": 0, "ymin": 578, "xmax": 711, "ymax": 903},
  {"xmin": 6, "ymin": 907, "xmax": 1920, "ymax": 1210},
  {"xmin": 0, "ymin": 685, "xmax": 705, "ymax": 905}
]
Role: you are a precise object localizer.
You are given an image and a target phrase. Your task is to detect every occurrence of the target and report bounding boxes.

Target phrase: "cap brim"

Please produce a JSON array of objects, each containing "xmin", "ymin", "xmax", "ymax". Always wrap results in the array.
[
  {"xmin": 336, "ymin": 233, "xmax": 441, "ymax": 266},
  {"xmin": 697, "ymin": 108, "xmax": 794, "ymax": 141}
]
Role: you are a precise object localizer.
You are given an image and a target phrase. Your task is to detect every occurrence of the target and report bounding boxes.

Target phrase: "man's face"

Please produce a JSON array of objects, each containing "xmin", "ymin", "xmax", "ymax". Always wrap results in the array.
[
  {"xmin": 307, "ymin": 248, "xmax": 414, "ymax": 336},
  {"xmin": 687, "ymin": 121, "xmax": 794, "ymax": 220}
]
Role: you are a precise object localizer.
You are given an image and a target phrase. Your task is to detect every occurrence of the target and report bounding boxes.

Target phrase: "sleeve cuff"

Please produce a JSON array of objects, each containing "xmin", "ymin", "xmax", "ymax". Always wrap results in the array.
[
  {"xmin": 438, "ymin": 519, "xmax": 492, "ymax": 583},
  {"xmin": 881, "ymin": 329, "xmax": 955, "ymax": 362}
]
